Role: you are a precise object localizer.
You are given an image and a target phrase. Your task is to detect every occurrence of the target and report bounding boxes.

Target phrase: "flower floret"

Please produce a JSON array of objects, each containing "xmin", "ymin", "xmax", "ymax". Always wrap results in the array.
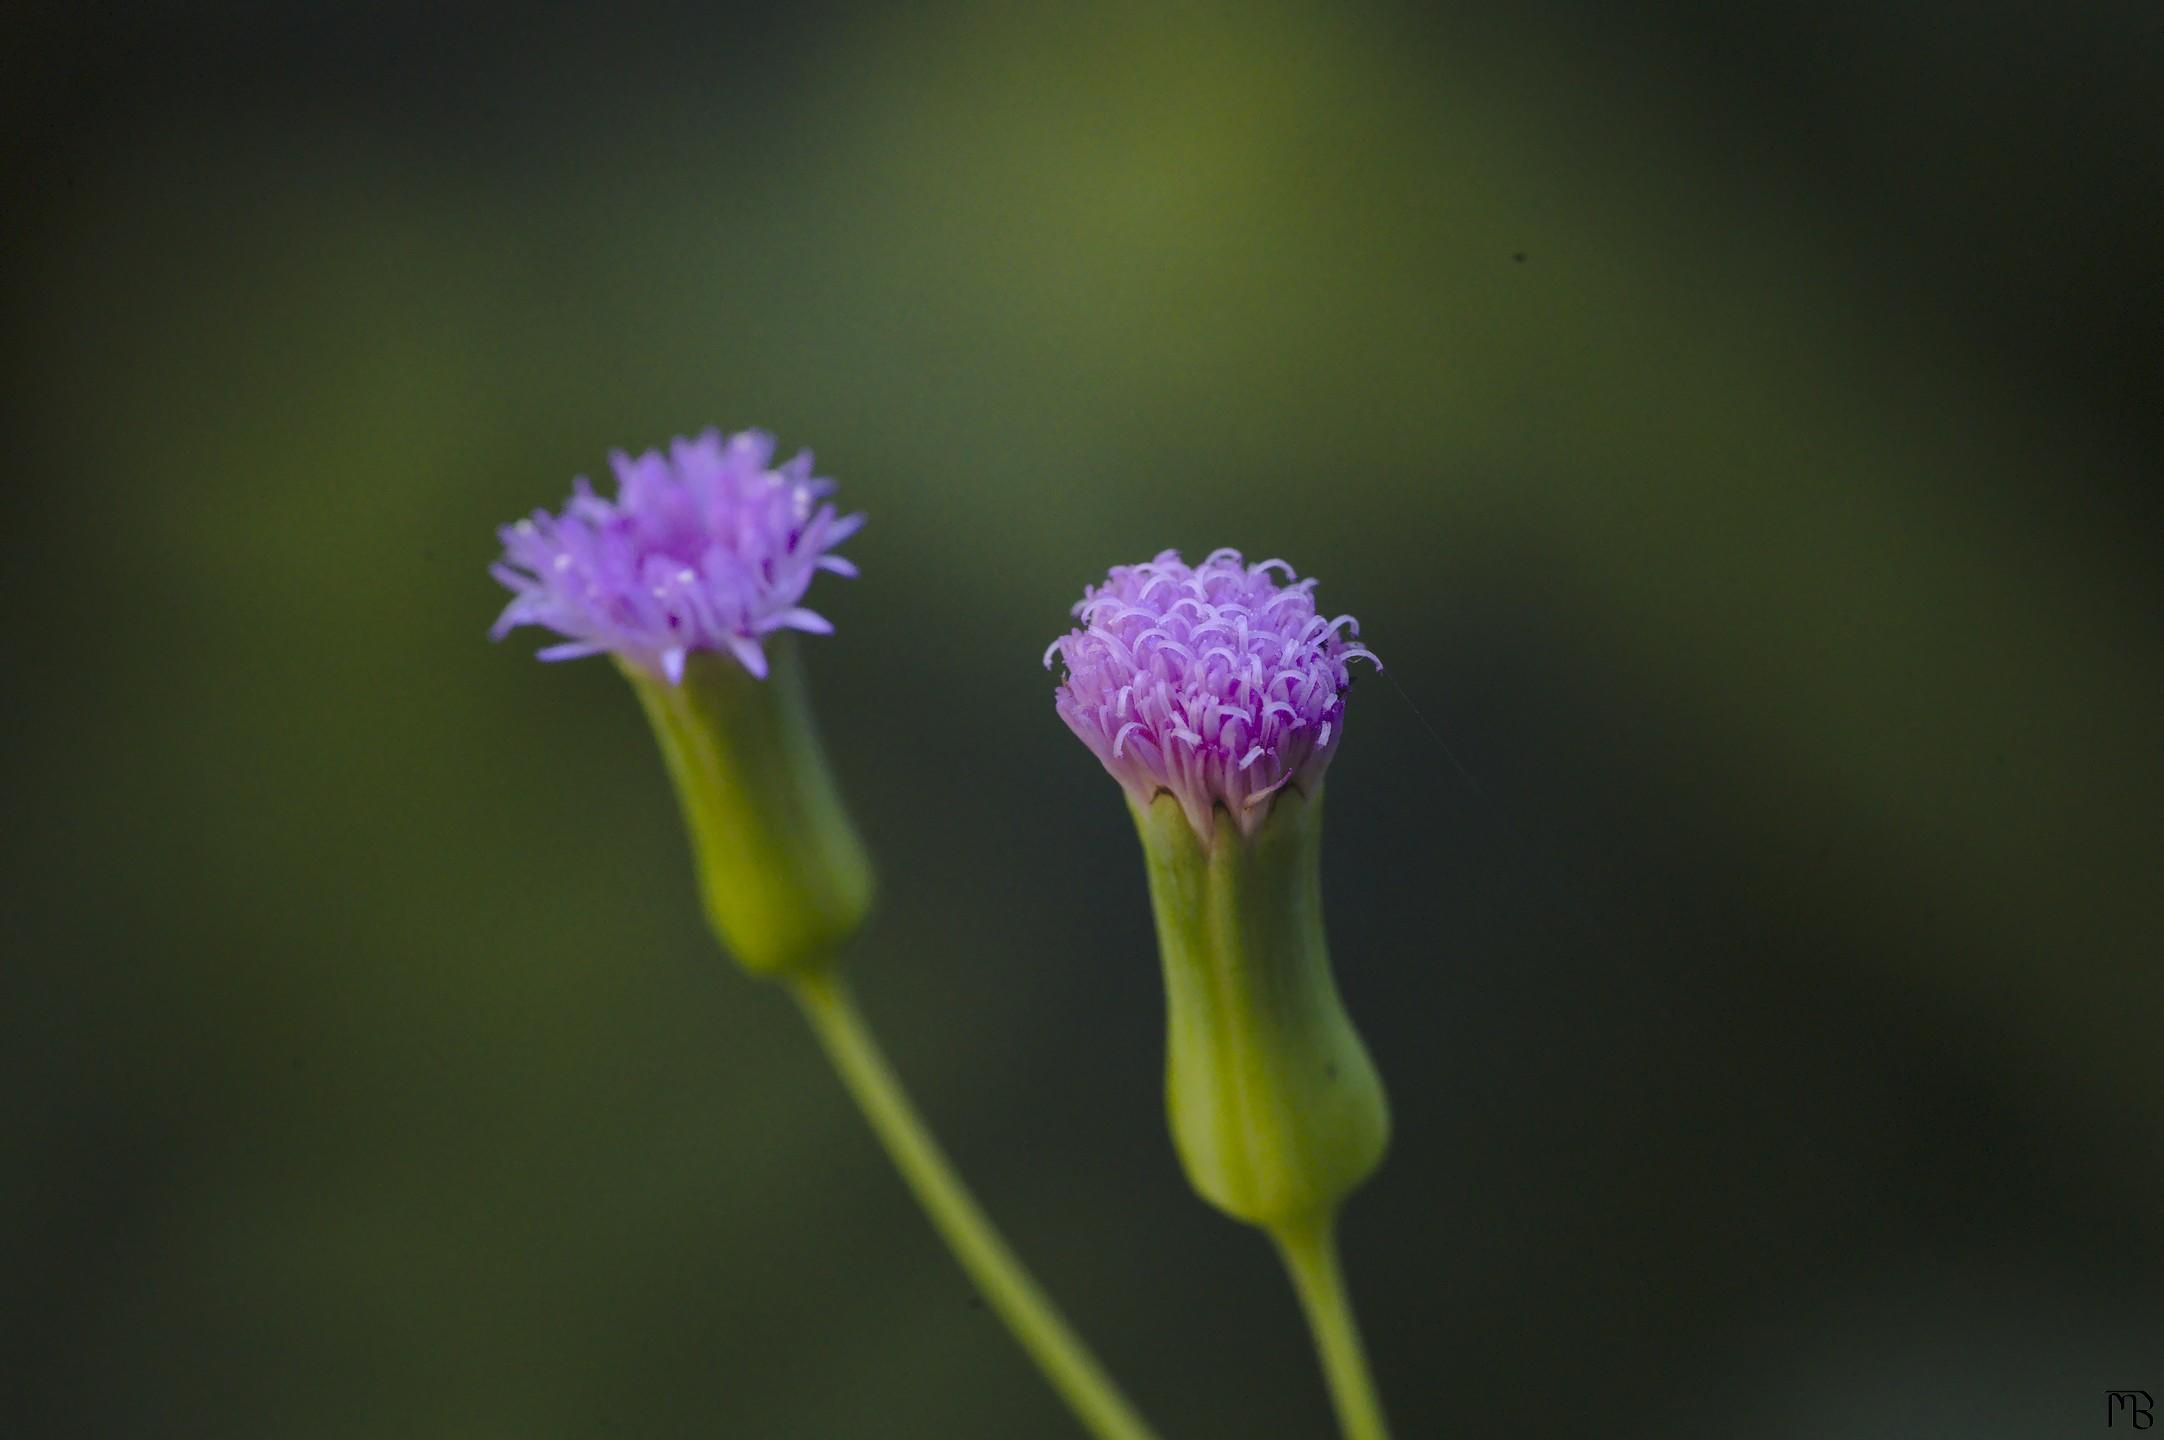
[
  {"xmin": 491, "ymin": 428, "xmax": 862, "ymax": 683},
  {"xmin": 1047, "ymin": 548, "xmax": 1377, "ymax": 837}
]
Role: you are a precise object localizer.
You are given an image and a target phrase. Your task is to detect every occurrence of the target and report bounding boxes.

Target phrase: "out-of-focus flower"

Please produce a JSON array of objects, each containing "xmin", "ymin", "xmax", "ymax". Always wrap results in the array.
[
  {"xmin": 492, "ymin": 428, "xmax": 872, "ymax": 976},
  {"xmin": 492, "ymin": 428, "xmax": 862, "ymax": 685}
]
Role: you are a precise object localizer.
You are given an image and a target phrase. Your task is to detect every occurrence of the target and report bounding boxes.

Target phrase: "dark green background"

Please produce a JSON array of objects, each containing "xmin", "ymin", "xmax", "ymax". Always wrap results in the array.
[{"xmin": 8, "ymin": 3, "xmax": 2160, "ymax": 1436}]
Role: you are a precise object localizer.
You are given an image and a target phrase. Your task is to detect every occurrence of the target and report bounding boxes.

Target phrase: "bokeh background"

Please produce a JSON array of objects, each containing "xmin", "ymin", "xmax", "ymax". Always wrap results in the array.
[{"xmin": 8, "ymin": 3, "xmax": 2161, "ymax": 1436}]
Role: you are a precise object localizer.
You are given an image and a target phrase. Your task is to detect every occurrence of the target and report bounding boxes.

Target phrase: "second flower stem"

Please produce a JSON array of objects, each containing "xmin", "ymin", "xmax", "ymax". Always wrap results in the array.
[
  {"xmin": 1270, "ymin": 1212, "xmax": 1393, "ymax": 1440},
  {"xmin": 789, "ymin": 968, "xmax": 1163, "ymax": 1440}
]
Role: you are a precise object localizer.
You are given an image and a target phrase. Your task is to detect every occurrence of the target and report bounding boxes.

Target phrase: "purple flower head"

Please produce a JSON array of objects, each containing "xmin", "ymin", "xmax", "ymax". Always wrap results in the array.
[
  {"xmin": 1046, "ymin": 548, "xmax": 1379, "ymax": 840},
  {"xmin": 491, "ymin": 429, "xmax": 862, "ymax": 684}
]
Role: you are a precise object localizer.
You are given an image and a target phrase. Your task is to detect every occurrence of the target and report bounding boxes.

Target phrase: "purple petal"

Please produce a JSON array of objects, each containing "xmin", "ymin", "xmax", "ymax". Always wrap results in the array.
[
  {"xmin": 759, "ymin": 607, "xmax": 834, "ymax": 636},
  {"xmin": 727, "ymin": 636, "xmax": 769, "ymax": 679},
  {"xmin": 536, "ymin": 641, "xmax": 608, "ymax": 662}
]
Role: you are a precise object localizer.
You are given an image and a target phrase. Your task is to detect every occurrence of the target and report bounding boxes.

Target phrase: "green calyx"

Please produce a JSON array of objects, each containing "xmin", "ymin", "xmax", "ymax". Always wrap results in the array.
[
  {"xmin": 622, "ymin": 637, "xmax": 874, "ymax": 979},
  {"xmin": 1130, "ymin": 787, "xmax": 1390, "ymax": 1229}
]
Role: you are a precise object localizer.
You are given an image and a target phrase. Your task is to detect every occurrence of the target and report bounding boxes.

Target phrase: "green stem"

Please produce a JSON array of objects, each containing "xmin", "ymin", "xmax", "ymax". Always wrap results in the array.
[
  {"xmin": 1270, "ymin": 1212, "xmax": 1392, "ymax": 1440},
  {"xmin": 790, "ymin": 969, "xmax": 1163, "ymax": 1440}
]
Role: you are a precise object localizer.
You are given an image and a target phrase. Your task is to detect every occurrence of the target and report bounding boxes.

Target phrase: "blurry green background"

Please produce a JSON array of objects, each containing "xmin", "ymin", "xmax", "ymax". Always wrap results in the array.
[{"xmin": 7, "ymin": 3, "xmax": 2161, "ymax": 1436}]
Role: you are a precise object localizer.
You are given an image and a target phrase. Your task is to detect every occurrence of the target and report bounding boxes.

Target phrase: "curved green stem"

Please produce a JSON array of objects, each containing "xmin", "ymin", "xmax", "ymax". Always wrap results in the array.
[
  {"xmin": 1270, "ymin": 1212, "xmax": 1392, "ymax": 1440},
  {"xmin": 789, "ymin": 969, "xmax": 1163, "ymax": 1440}
]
